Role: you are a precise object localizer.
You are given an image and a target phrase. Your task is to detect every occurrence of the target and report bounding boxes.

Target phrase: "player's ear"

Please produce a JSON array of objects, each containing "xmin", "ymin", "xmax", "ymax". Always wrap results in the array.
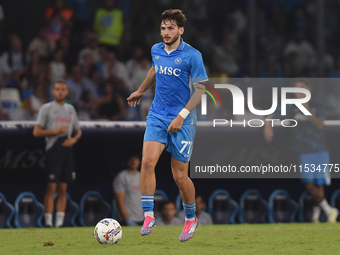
[{"xmin": 179, "ymin": 27, "xmax": 184, "ymax": 35}]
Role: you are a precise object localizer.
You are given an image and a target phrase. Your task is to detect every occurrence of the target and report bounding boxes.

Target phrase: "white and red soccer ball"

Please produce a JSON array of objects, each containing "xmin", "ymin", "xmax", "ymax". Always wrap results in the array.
[{"xmin": 94, "ymin": 218, "xmax": 122, "ymax": 244}]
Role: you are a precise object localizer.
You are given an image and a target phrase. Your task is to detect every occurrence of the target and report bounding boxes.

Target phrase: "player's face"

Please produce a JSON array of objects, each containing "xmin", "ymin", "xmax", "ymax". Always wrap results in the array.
[
  {"xmin": 294, "ymin": 82, "xmax": 310, "ymax": 99},
  {"xmin": 127, "ymin": 156, "xmax": 140, "ymax": 170},
  {"xmin": 160, "ymin": 20, "xmax": 184, "ymax": 46},
  {"xmin": 162, "ymin": 203, "xmax": 177, "ymax": 220},
  {"xmin": 195, "ymin": 196, "xmax": 205, "ymax": 214},
  {"xmin": 53, "ymin": 83, "xmax": 69, "ymax": 102}
]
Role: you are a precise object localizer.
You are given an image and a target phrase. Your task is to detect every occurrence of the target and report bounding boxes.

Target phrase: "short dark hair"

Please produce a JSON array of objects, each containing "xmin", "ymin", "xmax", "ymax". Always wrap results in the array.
[
  {"xmin": 295, "ymin": 78, "xmax": 312, "ymax": 90},
  {"xmin": 54, "ymin": 79, "xmax": 67, "ymax": 87},
  {"xmin": 160, "ymin": 9, "xmax": 186, "ymax": 28},
  {"xmin": 161, "ymin": 201, "xmax": 176, "ymax": 210}
]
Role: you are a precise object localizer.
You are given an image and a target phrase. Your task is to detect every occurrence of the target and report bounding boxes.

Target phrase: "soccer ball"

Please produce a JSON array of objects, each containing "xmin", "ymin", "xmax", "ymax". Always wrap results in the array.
[{"xmin": 94, "ymin": 218, "xmax": 122, "ymax": 244}]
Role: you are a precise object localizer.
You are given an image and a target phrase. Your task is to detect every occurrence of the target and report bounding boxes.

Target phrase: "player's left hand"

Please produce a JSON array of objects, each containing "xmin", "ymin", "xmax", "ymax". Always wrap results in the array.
[
  {"xmin": 62, "ymin": 138, "xmax": 77, "ymax": 147},
  {"xmin": 167, "ymin": 115, "xmax": 184, "ymax": 133}
]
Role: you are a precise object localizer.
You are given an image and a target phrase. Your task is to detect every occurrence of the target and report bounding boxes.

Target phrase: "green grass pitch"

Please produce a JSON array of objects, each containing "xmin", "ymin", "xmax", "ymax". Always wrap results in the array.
[{"xmin": 1, "ymin": 223, "xmax": 340, "ymax": 254}]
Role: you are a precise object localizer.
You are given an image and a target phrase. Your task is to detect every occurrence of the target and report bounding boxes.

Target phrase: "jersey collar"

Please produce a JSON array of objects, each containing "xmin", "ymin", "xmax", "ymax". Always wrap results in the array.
[{"xmin": 161, "ymin": 38, "xmax": 185, "ymax": 51}]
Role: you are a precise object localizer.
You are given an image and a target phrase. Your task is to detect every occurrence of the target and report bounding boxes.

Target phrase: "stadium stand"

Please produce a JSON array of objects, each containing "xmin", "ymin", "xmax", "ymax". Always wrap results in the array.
[
  {"xmin": 268, "ymin": 189, "xmax": 298, "ymax": 223},
  {"xmin": 208, "ymin": 189, "xmax": 239, "ymax": 224},
  {"xmin": 0, "ymin": 88, "xmax": 23, "ymax": 120},
  {"xmin": 0, "ymin": 192, "xmax": 15, "ymax": 228},
  {"xmin": 239, "ymin": 189, "xmax": 268, "ymax": 224},
  {"xmin": 79, "ymin": 191, "xmax": 111, "ymax": 226},
  {"xmin": 14, "ymin": 192, "xmax": 44, "ymax": 228}
]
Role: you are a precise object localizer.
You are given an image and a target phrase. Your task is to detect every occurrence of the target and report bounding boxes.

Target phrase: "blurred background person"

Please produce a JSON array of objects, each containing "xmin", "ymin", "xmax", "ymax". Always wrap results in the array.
[
  {"xmin": 264, "ymin": 79, "xmax": 338, "ymax": 223},
  {"xmin": 94, "ymin": 0, "xmax": 124, "ymax": 54},
  {"xmin": 23, "ymin": 81, "xmax": 47, "ymax": 120},
  {"xmin": 156, "ymin": 202, "xmax": 182, "ymax": 226},
  {"xmin": 45, "ymin": 0, "xmax": 73, "ymax": 43},
  {"xmin": 28, "ymin": 27, "xmax": 55, "ymax": 62},
  {"xmin": 33, "ymin": 80, "xmax": 81, "ymax": 227},
  {"xmin": 113, "ymin": 154, "xmax": 144, "ymax": 226},
  {"xmin": 101, "ymin": 51, "xmax": 130, "ymax": 96},
  {"xmin": 1, "ymin": 34, "xmax": 29, "ymax": 92},
  {"xmin": 66, "ymin": 65, "xmax": 98, "ymax": 107},
  {"xmin": 25, "ymin": 50, "xmax": 47, "ymax": 91},
  {"xmin": 48, "ymin": 49, "xmax": 67, "ymax": 96},
  {"xmin": 96, "ymin": 81, "xmax": 125, "ymax": 120},
  {"xmin": 78, "ymin": 33, "xmax": 102, "ymax": 66}
]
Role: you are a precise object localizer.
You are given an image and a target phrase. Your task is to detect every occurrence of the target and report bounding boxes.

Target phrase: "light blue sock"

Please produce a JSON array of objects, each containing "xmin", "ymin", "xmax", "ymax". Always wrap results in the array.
[
  {"xmin": 183, "ymin": 201, "xmax": 196, "ymax": 220},
  {"xmin": 141, "ymin": 195, "xmax": 154, "ymax": 215}
]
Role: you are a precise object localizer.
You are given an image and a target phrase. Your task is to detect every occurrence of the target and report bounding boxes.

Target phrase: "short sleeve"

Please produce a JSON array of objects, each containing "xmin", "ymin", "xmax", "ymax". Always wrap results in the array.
[
  {"xmin": 189, "ymin": 51, "xmax": 208, "ymax": 84},
  {"xmin": 113, "ymin": 172, "xmax": 126, "ymax": 193},
  {"xmin": 72, "ymin": 106, "xmax": 80, "ymax": 130},
  {"xmin": 151, "ymin": 45, "xmax": 156, "ymax": 67},
  {"xmin": 36, "ymin": 105, "xmax": 48, "ymax": 128}
]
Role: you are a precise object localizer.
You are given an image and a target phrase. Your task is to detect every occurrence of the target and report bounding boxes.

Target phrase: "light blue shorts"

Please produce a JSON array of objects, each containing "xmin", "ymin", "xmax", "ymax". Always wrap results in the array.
[
  {"xmin": 144, "ymin": 115, "xmax": 196, "ymax": 162},
  {"xmin": 300, "ymin": 151, "xmax": 331, "ymax": 186}
]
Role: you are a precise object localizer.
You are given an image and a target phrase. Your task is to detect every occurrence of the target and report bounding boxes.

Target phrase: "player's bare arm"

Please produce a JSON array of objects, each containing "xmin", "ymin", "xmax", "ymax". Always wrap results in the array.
[
  {"xmin": 62, "ymin": 129, "xmax": 82, "ymax": 147},
  {"xmin": 127, "ymin": 67, "xmax": 156, "ymax": 107},
  {"xmin": 167, "ymin": 82, "xmax": 206, "ymax": 133},
  {"xmin": 33, "ymin": 124, "xmax": 67, "ymax": 137}
]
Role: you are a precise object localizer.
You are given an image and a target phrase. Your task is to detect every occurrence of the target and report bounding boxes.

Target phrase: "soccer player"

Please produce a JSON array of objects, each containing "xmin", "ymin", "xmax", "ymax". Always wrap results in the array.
[
  {"xmin": 33, "ymin": 80, "xmax": 82, "ymax": 227},
  {"xmin": 264, "ymin": 79, "xmax": 338, "ymax": 223},
  {"xmin": 127, "ymin": 9, "xmax": 208, "ymax": 241}
]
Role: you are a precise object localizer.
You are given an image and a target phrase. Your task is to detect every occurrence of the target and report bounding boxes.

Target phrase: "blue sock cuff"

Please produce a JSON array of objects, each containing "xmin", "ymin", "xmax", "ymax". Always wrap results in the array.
[
  {"xmin": 183, "ymin": 202, "xmax": 196, "ymax": 209},
  {"xmin": 141, "ymin": 195, "xmax": 154, "ymax": 212},
  {"xmin": 140, "ymin": 195, "xmax": 154, "ymax": 201},
  {"xmin": 182, "ymin": 202, "xmax": 196, "ymax": 219}
]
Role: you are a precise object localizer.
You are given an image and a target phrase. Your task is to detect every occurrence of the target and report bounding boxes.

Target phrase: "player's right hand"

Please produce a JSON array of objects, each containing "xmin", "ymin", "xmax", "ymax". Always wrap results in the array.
[
  {"xmin": 264, "ymin": 124, "xmax": 273, "ymax": 143},
  {"xmin": 127, "ymin": 90, "xmax": 145, "ymax": 107},
  {"xmin": 55, "ymin": 124, "xmax": 67, "ymax": 135}
]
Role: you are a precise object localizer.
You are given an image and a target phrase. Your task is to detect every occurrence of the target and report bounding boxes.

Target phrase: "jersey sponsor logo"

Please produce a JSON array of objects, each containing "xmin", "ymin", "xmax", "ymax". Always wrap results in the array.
[
  {"xmin": 157, "ymin": 65, "xmax": 181, "ymax": 76},
  {"xmin": 55, "ymin": 116, "xmax": 72, "ymax": 123},
  {"xmin": 131, "ymin": 185, "xmax": 140, "ymax": 191},
  {"xmin": 175, "ymin": 58, "xmax": 182, "ymax": 64},
  {"xmin": 155, "ymin": 56, "xmax": 159, "ymax": 59}
]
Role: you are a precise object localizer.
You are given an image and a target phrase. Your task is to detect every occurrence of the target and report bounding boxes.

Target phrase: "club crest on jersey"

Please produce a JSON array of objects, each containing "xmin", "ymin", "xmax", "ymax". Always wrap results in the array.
[
  {"xmin": 175, "ymin": 58, "xmax": 182, "ymax": 64},
  {"xmin": 156, "ymin": 65, "xmax": 181, "ymax": 76}
]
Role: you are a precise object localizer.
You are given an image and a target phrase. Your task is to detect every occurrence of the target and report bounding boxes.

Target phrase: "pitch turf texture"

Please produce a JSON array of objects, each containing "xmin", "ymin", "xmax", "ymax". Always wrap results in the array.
[{"xmin": 1, "ymin": 224, "xmax": 340, "ymax": 254}]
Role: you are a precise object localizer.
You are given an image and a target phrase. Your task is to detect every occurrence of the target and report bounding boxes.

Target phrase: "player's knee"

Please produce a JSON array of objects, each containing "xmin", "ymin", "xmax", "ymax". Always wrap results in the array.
[
  {"xmin": 172, "ymin": 171, "xmax": 186, "ymax": 186},
  {"xmin": 46, "ymin": 184, "xmax": 57, "ymax": 195},
  {"xmin": 141, "ymin": 157, "xmax": 156, "ymax": 172}
]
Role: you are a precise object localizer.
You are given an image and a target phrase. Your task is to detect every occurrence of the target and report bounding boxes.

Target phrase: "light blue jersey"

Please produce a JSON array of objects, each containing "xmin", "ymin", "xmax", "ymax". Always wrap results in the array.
[
  {"xmin": 149, "ymin": 39, "xmax": 208, "ymax": 124},
  {"xmin": 144, "ymin": 39, "xmax": 207, "ymax": 162}
]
